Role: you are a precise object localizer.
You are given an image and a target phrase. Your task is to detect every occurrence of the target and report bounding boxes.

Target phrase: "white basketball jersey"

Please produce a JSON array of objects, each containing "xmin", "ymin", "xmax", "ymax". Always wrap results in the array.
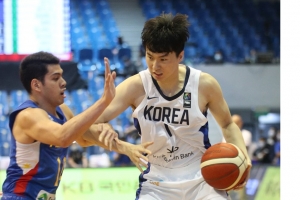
[{"xmin": 132, "ymin": 66, "xmax": 212, "ymax": 169}]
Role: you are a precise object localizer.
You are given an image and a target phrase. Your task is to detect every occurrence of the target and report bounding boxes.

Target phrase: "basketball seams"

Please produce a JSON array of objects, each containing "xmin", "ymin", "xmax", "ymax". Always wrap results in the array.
[
  {"xmin": 223, "ymin": 160, "xmax": 247, "ymax": 190},
  {"xmin": 200, "ymin": 143, "xmax": 248, "ymax": 190},
  {"xmin": 202, "ymin": 143, "xmax": 238, "ymax": 160},
  {"xmin": 221, "ymin": 143, "xmax": 247, "ymax": 190},
  {"xmin": 200, "ymin": 156, "xmax": 242, "ymax": 168}
]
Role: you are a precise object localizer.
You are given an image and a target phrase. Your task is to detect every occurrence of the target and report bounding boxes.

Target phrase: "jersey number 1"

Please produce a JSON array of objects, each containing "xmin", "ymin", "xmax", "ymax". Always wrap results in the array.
[{"xmin": 55, "ymin": 157, "xmax": 66, "ymax": 186}]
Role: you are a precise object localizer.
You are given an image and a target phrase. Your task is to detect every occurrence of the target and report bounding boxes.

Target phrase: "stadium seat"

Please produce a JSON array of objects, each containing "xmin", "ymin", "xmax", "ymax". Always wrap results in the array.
[
  {"xmin": 69, "ymin": 0, "xmax": 279, "ymax": 64},
  {"xmin": 117, "ymin": 47, "xmax": 132, "ymax": 71},
  {"xmin": 0, "ymin": 141, "xmax": 10, "ymax": 157},
  {"xmin": 70, "ymin": 89, "xmax": 90, "ymax": 105},
  {"xmin": 78, "ymin": 48, "xmax": 94, "ymax": 63},
  {"xmin": 0, "ymin": 116, "xmax": 8, "ymax": 129},
  {"xmin": 77, "ymin": 48, "xmax": 97, "ymax": 80},
  {"xmin": 118, "ymin": 47, "xmax": 132, "ymax": 61},
  {"xmin": 73, "ymin": 100, "xmax": 92, "ymax": 115},
  {"xmin": 0, "ymin": 127, "xmax": 10, "ymax": 144},
  {"xmin": 10, "ymin": 90, "xmax": 28, "ymax": 111},
  {"xmin": 97, "ymin": 48, "xmax": 118, "ymax": 74}
]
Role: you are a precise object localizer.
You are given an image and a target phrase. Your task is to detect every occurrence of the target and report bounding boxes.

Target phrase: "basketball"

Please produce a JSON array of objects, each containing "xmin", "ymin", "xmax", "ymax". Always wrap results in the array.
[{"xmin": 200, "ymin": 143, "xmax": 248, "ymax": 191}]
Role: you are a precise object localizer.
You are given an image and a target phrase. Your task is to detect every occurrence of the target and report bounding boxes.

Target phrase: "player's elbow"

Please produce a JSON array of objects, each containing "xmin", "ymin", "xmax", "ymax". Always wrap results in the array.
[
  {"xmin": 58, "ymin": 140, "xmax": 72, "ymax": 148},
  {"xmin": 55, "ymin": 137, "xmax": 75, "ymax": 148},
  {"xmin": 76, "ymin": 139, "xmax": 93, "ymax": 147}
]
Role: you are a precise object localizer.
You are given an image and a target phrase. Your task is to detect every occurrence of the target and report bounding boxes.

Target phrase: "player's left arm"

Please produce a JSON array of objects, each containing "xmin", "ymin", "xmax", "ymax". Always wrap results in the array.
[
  {"xmin": 59, "ymin": 104, "xmax": 117, "ymax": 148},
  {"xmin": 199, "ymin": 73, "xmax": 252, "ymax": 189}
]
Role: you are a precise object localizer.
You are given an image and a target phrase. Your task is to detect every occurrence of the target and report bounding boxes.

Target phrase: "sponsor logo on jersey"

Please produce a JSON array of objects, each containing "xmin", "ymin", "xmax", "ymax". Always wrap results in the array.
[
  {"xmin": 38, "ymin": 193, "xmax": 48, "ymax": 200},
  {"xmin": 152, "ymin": 151, "xmax": 194, "ymax": 163},
  {"xmin": 167, "ymin": 146, "xmax": 179, "ymax": 154},
  {"xmin": 37, "ymin": 190, "xmax": 55, "ymax": 200},
  {"xmin": 149, "ymin": 181, "xmax": 160, "ymax": 186},
  {"xmin": 183, "ymin": 92, "xmax": 191, "ymax": 108},
  {"xmin": 143, "ymin": 105, "xmax": 189, "ymax": 125},
  {"xmin": 147, "ymin": 96, "xmax": 158, "ymax": 100}
]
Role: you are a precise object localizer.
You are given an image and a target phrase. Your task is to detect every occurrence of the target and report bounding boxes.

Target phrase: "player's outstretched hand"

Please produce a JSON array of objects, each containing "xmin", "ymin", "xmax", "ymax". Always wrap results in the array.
[
  {"xmin": 232, "ymin": 160, "xmax": 252, "ymax": 191},
  {"xmin": 97, "ymin": 123, "xmax": 119, "ymax": 151},
  {"xmin": 122, "ymin": 142, "xmax": 154, "ymax": 173},
  {"xmin": 102, "ymin": 57, "xmax": 116, "ymax": 105}
]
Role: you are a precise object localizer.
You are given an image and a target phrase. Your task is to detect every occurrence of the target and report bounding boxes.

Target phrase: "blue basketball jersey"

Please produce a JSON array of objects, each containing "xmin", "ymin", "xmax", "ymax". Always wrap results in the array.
[{"xmin": 2, "ymin": 100, "xmax": 68, "ymax": 200}]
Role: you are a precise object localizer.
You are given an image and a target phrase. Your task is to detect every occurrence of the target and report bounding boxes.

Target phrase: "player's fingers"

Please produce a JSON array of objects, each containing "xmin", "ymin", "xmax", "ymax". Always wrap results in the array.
[
  {"xmin": 141, "ymin": 149, "xmax": 152, "ymax": 157},
  {"xmin": 139, "ymin": 157, "xmax": 148, "ymax": 168},
  {"xmin": 133, "ymin": 149, "xmax": 150, "ymax": 163},
  {"xmin": 107, "ymin": 133, "xmax": 116, "ymax": 151},
  {"xmin": 135, "ymin": 163, "xmax": 143, "ymax": 173},
  {"xmin": 114, "ymin": 138, "xmax": 122, "ymax": 144},
  {"xmin": 109, "ymin": 141, "xmax": 112, "ymax": 151},
  {"xmin": 112, "ymin": 71, "xmax": 117, "ymax": 80},
  {"xmin": 103, "ymin": 135, "xmax": 108, "ymax": 148},
  {"xmin": 98, "ymin": 129, "xmax": 107, "ymax": 143},
  {"xmin": 142, "ymin": 141, "xmax": 154, "ymax": 148},
  {"xmin": 105, "ymin": 73, "xmax": 112, "ymax": 86},
  {"xmin": 98, "ymin": 131, "xmax": 104, "ymax": 142},
  {"xmin": 104, "ymin": 133, "xmax": 111, "ymax": 147},
  {"xmin": 104, "ymin": 57, "xmax": 111, "ymax": 78},
  {"xmin": 97, "ymin": 123, "xmax": 103, "ymax": 132},
  {"xmin": 139, "ymin": 152, "xmax": 150, "ymax": 161},
  {"xmin": 139, "ymin": 162, "xmax": 147, "ymax": 168},
  {"xmin": 142, "ymin": 141, "xmax": 154, "ymax": 155}
]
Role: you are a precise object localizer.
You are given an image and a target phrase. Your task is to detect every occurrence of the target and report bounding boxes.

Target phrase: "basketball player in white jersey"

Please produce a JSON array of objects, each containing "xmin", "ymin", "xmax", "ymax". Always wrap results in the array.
[{"xmin": 92, "ymin": 13, "xmax": 252, "ymax": 200}]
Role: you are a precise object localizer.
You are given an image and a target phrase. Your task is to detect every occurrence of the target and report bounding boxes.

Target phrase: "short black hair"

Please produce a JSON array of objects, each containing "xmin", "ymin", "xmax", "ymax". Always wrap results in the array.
[
  {"xmin": 141, "ymin": 13, "xmax": 190, "ymax": 56},
  {"xmin": 20, "ymin": 51, "xmax": 60, "ymax": 93}
]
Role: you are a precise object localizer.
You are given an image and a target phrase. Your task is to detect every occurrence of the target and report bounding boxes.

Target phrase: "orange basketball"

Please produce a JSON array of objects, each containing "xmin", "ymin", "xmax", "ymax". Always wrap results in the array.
[{"xmin": 200, "ymin": 143, "xmax": 248, "ymax": 191}]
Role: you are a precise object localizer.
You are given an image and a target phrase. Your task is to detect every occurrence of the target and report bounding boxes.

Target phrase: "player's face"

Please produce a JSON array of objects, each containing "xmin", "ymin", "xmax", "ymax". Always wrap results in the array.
[
  {"xmin": 146, "ymin": 49, "xmax": 183, "ymax": 81},
  {"xmin": 40, "ymin": 64, "xmax": 67, "ymax": 106}
]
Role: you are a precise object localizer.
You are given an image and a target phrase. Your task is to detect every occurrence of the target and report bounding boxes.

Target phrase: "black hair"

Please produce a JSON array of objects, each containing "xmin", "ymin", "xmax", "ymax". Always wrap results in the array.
[
  {"xmin": 20, "ymin": 51, "xmax": 60, "ymax": 93},
  {"xmin": 141, "ymin": 13, "xmax": 190, "ymax": 56}
]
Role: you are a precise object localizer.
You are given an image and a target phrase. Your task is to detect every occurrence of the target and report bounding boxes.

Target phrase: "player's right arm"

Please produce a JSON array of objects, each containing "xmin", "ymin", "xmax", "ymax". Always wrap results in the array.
[
  {"xmin": 96, "ymin": 73, "xmax": 143, "ymax": 123},
  {"xmin": 83, "ymin": 73, "xmax": 154, "ymax": 172},
  {"xmin": 13, "ymin": 58, "xmax": 116, "ymax": 148},
  {"xmin": 79, "ymin": 74, "xmax": 142, "ymax": 150},
  {"xmin": 199, "ymin": 72, "xmax": 252, "ymax": 190}
]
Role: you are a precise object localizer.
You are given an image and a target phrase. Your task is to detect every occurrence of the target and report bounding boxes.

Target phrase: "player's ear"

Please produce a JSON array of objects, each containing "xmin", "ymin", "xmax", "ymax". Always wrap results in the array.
[
  {"xmin": 31, "ymin": 79, "xmax": 41, "ymax": 91},
  {"xmin": 179, "ymin": 51, "xmax": 184, "ymax": 62}
]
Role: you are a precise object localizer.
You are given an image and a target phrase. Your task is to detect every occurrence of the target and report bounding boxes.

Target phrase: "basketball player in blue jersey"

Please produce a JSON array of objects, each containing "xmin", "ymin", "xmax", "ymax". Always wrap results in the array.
[
  {"xmin": 91, "ymin": 13, "xmax": 252, "ymax": 200},
  {"xmin": 0, "ymin": 51, "xmax": 121, "ymax": 200}
]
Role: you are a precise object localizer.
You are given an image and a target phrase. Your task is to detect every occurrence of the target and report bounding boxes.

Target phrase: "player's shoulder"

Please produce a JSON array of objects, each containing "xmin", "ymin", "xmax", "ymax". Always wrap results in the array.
[
  {"xmin": 199, "ymin": 71, "xmax": 213, "ymax": 79},
  {"xmin": 14, "ymin": 107, "xmax": 48, "ymax": 129},
  {"xmin": 59, "ymin": 103, "xmax": 74, "ymax": 120},
  {"xmin": 17, "ymin": 107, "xmax": 47, "ymax": 119},
  {"xmin": 123, "ymin": 72, "xmax": 143, "ymax": 87},
  {"xmin": 199, "ymin": 72, "xmax": 219, "ymax": 86},
  {"xmin": 198, "ymin": 71, "xmax": 223, "ymax": 98},
  {"xmin": 117, "ymin": 73, "xmax": 144, "ymax": 99}
]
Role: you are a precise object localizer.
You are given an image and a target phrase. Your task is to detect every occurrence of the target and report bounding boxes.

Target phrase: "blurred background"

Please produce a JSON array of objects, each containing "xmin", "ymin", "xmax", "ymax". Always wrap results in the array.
[{"xmin": 0, "ymin": 0, "xmax": 280, "ymax": 199}]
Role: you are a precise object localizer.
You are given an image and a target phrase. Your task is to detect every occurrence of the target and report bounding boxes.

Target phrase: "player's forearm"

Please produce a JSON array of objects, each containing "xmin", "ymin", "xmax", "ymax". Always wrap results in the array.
[
  {"xmin": 58, "ymin": 99, "xmax": 110, "ymax": 147},
  {"xmin": 222, "ymin": 123, "xmax": 249, "ymax": 159},
  {"xmin": 82, "ymin": 124, "xmax": 127, "ymax": 154}
]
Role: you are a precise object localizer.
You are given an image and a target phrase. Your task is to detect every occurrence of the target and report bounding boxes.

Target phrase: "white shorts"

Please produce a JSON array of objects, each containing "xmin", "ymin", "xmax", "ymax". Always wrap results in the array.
[{"xmin": 136, "ymin": 160, "xmax": 230, "ymax": 200}]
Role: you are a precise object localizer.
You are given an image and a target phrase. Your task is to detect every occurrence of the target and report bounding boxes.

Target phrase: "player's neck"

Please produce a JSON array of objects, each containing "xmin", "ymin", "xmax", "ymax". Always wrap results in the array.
[
  {"xmin": 30, "ymin": 96, "xmax": 58, "ymax": 117},
  {"xmin": 157, "ymin": 66, "xmax": 186, "ymax": 97}
]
